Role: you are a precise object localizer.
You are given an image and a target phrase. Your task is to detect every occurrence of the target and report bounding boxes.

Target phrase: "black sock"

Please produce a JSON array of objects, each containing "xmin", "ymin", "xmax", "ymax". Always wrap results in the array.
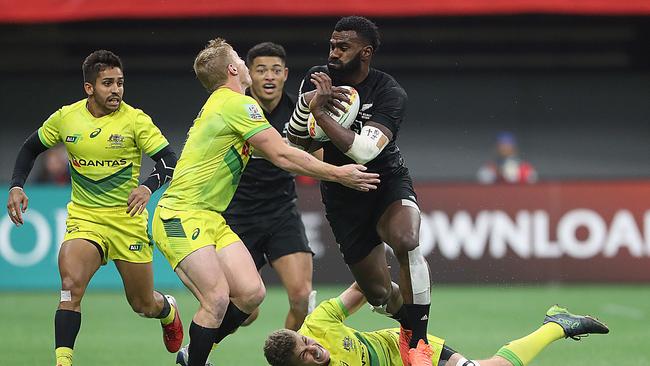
[
  {"xmin": 188, "ymin": 321, "xmax": 219, "ymax": 366},
  {"xmin": 155, "ymin": 292, "xmax": 171, "ymax": 319},
  {"xmin": 391, "ymin": 305, "xmax": 410, "ymax": 329},
  {"xmin": 403, "ymin": 304, "xmax": 430, "ymax": 348},
  {"xmin": 214, "ymin": 302, "xmax": 250, "ymax": 344},
  {"xmin": 54, "ymin": 309, "xmax": 81, "ymax": 349}
]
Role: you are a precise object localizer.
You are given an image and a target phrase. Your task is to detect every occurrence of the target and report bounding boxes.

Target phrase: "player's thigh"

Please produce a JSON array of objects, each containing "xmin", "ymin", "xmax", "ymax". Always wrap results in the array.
[
  {"xmin": 58, "ymin": 238, "xmax": 103, "ymax": 290},
  {"xmin": 267, "ymin": 208, "xmax": 313, "ymax": 292},
  {"xmin": 271, "ymin": 252, "xmax": 313, "ymax": 296},
  {"xmin": 376, "ymin": 200, "xmax": 421, "ymax": 254},
  {"xmin": 348, "ymin": 243, "xmax": 392, "ymax": 303},
  {"xmin": 176, "ymin": 245, "xmax": 229, "ymax": 303},
  {"xmin": 325, "ymin": 205, "xmax": 382, "ymax": 265},
  {"xmin": 375, "ymin": 172, "xmax": 421, "ymax": 253},
  {"xmin": 216, "ymin": 241, "xmax": 264, "ymax": 300}
]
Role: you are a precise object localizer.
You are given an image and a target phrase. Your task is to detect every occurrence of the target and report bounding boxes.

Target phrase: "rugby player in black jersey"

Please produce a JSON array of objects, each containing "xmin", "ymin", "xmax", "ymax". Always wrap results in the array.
[
  {"xmin": 223, "ymin": 42, "xmax": 315, "ymax": 331},
  {"xmin": 287, "ymin": 16, "xmax": 433, "ymax": 366}
]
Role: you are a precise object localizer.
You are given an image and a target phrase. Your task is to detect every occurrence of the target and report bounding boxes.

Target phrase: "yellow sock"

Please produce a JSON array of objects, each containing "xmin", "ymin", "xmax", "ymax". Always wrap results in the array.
[
  {"xmin": 495, "ymin": 323, "xmax": 564, "ymax": 366},
  {"xmin": 160, "ymin": 303, "xmax": 176, "ymax": 326},
  {"xmin": 55, "ymin": 347, "xmax": 73, "ymax": 366}
]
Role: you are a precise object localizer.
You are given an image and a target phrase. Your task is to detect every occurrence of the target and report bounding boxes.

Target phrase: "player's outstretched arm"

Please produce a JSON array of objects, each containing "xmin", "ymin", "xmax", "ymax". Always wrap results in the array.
[
  {"xmin": 7, "ymin": 131, "xmax": 49, "ymax": 226},
  {"xmin": 338, "ymin": 282, "xmax": 368, "ymax": 316},
  {"xmin": 248, "ymin": 128, "xmax": 380, "ymax": 192}
]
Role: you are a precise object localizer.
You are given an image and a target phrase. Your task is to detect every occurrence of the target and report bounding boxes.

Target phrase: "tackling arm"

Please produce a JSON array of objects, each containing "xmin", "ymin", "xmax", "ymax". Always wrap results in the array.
[{"xmin": 248, "ymin": 127, "xmax": 379, "ymax": 192}]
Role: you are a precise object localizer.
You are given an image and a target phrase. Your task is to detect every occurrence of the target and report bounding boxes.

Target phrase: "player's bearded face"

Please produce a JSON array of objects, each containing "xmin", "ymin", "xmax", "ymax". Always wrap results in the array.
[
  {"xmin": 327, "ymin": 50, "xmax": 362, "ymax": 81},
  {"xmin": 88, "ymin": 67, "xmax": 124, "ymax": 113}
]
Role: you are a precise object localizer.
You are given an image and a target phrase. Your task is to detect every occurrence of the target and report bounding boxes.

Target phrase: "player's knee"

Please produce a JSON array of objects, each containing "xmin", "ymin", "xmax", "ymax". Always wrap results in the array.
[
  {"xmin": 60, "ymin": 276, "xmax": 87, "ymax": 305},
  {"xmin": 286, "ymin": 286, "xmax": 311, "ymax": 310},
  {"xmin": 202, "ymin": 292, "xmax": 230, "ymax": 323},
  {"xmin": 247, "ymin": 282, "xmax": 266, "ymax": 309},
  {"xmin": 364, "ymin": 284, "xmax": 392, "ymax": 307},
  {"xmin": 388, "ymin": 231, "xmax": 419, "ymax": 259}
]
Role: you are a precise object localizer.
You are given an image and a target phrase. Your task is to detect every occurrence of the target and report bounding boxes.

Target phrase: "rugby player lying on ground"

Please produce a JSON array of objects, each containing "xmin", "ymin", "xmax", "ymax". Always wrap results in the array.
[{"xmin": 263, "ymin": 282, "xmax": 609, "ymax": 366}]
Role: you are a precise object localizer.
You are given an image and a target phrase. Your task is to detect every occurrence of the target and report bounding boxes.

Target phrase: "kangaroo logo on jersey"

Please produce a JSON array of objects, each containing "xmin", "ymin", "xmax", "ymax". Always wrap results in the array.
[
  {"xmin": 192, "ymin": 228, "xmax": 200, "ymax": 240},
  {"xmin": 342, "ymin": 337, "xmax": 352, "ymax": 351},
  {"xmin": 90, "ymin": 128, "xmax": 102, "ymax": 138},
  {"xmin": 107, "ymin": 134, "xmax": 125, "ymax": 149}
]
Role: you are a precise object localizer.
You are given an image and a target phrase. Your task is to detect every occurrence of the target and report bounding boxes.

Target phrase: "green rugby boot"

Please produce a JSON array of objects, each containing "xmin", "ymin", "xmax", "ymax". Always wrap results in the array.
[{"xmin": 543, "ymin": 304, "xmax": 609, "ymax": 340}]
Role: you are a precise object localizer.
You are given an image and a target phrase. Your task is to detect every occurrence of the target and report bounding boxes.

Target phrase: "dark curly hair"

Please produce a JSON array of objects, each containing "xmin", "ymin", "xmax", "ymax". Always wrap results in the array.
[
  {"xmin": 246, "ymin": 42, "xmax": 287, "ymax": 66},
  {"xmin": 82, "ymin": 50, "xmax": 123, "ymax": 84},
  {"xmin": 334, "ymin": 16, "xmax": 381, "ymax": 52},
  {"xmin": 264, "ymin": 329, "xmax": 297, "ymax": 366}
]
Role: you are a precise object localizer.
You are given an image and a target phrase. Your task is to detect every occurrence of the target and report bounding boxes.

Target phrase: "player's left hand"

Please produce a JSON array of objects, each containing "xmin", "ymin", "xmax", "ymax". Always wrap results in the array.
[{"xmin": 126, "ymin": 185, "xmax": 151, "ymax": 216}]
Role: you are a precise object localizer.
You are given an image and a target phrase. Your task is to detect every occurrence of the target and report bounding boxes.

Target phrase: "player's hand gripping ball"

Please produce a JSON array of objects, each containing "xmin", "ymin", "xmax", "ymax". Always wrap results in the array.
[{"xmin": 307, "ymin": 86, "xmax": 360, "ymax": 142}]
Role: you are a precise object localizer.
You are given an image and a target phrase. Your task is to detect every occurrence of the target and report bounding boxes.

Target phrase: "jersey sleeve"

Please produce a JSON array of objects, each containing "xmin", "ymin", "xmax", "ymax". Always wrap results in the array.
[
  {"xmin": 370, "ymin": 86, "xmax": 408, "ymax": 137},
  {"xmin": 37, "ymin": 109, "xmax": 63, "ymax": 148},
  {"xmin": 298, "ymin": 66, "xmax": 324, "ymax": 96},
  {"xmin": 134, "ymin": 111, "xmax": 169, "ymax": 157},
  {"xmin": 222, "ymin": 95, "xmax": 272, "ymax": 140},
  {"xmin": 298, "ymin": 297, "xmax": 349, "ymax": 338}
]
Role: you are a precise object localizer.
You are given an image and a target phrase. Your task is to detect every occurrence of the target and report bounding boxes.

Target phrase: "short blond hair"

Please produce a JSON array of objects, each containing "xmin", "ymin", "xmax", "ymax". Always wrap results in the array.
[{"xmin": 193, "ymin": 38, "xmax": 234, "ymax": 92}]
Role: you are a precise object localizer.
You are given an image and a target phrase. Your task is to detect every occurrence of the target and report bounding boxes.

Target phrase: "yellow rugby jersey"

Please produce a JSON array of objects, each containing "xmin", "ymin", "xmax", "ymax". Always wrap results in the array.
[
  {"xmin": 38, "ymin": 99, "xmax": 169, "ymax": 207},
  {"xmin": 299, "ymin": 298, "xmax": 444, "ymax": 366},
  {"xmin": 159, "ymin": 87, "xmax": 271, "ymax": 212}
]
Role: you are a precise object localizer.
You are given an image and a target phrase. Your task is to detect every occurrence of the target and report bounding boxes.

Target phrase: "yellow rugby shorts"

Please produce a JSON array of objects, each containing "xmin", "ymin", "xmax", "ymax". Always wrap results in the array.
[
  {"xmin": 151, "ymin": 205, "xmax": 240, "ymax": 269},
  {"xmin": 63, "ymin": 202, "xmax": 152, "ymax": 264}
]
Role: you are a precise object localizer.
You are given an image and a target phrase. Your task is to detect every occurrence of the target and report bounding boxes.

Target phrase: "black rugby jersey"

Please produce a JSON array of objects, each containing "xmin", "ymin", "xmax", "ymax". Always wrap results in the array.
[
  {"xmin": 299, "ymin": 66, "xmax": 409, "ymax": 193},
  {"xmin": 223, "ymin": 91, "xmax": 297, "ymax": 221}
]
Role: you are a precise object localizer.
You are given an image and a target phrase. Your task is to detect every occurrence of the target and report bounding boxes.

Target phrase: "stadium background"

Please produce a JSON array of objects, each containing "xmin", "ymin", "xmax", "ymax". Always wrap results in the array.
[{"xmin": 1, "ymin": 1, "xmax": 649, "ymax": 365}]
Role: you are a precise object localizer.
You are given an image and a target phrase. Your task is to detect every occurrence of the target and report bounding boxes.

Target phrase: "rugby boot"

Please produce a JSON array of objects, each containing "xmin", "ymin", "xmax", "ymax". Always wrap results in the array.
[
  {"xmin": 543, "ymin": 304, "xmax": 609, "ymax": 340},
  {"xmin": 176, "ymin": 344, "xmax": 214, "ymax": 366},
  {"xmin": 399, "ymin": 326, "xmax": 413, "ymax": 366},
  {"xmin": 408, "ymin": 339, "xmax": 434, "ymax": 366},
  {"xmin": 162, "ymin": 295, "xmax": 184, "ymax": 352}
]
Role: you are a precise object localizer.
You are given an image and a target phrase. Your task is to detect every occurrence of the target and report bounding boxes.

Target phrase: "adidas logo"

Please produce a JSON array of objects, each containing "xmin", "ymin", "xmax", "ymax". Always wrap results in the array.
[{"xmin": 420, "ymin": 315, "xmax": 428, "ymax": 321}]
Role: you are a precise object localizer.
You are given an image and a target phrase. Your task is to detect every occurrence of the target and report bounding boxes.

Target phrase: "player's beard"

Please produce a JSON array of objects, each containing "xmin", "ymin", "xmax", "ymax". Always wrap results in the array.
[{"xmin": 327, "ymin": 51, "xmax": 362, "ymax": 83}]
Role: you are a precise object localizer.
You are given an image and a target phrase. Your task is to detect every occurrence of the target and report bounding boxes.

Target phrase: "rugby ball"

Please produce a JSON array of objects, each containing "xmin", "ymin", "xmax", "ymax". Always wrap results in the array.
[{"xmin": 307, "ymin": 86, "xmax": 360, "ymax": 142}]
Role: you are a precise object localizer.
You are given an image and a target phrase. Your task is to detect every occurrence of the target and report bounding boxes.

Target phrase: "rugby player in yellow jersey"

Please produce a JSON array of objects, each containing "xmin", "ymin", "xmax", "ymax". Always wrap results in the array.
[
  {"xmin": 150, "ymin": 38, "xmax": 380, "ymax": 366},
  {"xmin": 264, "ymin": 283, "xmax": 609, "ymax": 366},
  {"xmin": 6, "ymin": 50, "xmax": 183, "ymax": 366}
]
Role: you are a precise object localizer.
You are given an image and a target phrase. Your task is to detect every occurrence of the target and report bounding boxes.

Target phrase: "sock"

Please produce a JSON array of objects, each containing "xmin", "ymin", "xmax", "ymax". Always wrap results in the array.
[
  {"xmin": 155, "ymin": 293, "xmax": 175, "ymax": 326},
  {"xmin": 54, "ymin": 347, "xmax": 73, "ymax": 366},
  {"xmin": 54, "ymin": 309, "xmax": 81, "ymax": 366},
  {"xmin": 188, "ymin": 321, "xmax": 219, "ymax": 366},
  {"xmin": 403, "ymin": 304, "xmax": 430, "ymax": 348},
  {"xmin": 213, "ymin": 302, "xmax": 250, "ymax": 344},
  {"xmin": 391, "ymin": 305, "xmax": 410, "ymax": 329},
  {"xmin": 495, "ymin": 323, "xmax": 565, "ymax": 366}
]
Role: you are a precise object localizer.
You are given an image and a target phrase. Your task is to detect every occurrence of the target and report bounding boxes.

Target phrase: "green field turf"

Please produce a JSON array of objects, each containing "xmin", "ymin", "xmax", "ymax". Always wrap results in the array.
[{"xmin": 2, "ymin": 285, "xmax": 648, "ymax": 365}]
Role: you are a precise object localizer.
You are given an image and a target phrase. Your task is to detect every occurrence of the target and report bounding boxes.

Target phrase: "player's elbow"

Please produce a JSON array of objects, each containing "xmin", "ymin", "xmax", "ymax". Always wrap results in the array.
[{"xmin": 344, "ymin": 134, "xmax": 383, "ymax": 164}]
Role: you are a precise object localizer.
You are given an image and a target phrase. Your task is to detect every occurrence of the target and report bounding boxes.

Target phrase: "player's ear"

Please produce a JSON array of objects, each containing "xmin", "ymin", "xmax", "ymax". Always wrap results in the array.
[
  {"xmin": 361, "ymin": 45, "xmax": 373, "ymax": 60},
  {"xmin": 283, "ymin": 67, "xmax": 289, "ymax": 80},
  {"xmin": 228, "ymin": 63, "xmax": 238, "ymax": 76},
  {"xmin": 83, "ymin": 81, "xmax": 94, "ymax": 96}
]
